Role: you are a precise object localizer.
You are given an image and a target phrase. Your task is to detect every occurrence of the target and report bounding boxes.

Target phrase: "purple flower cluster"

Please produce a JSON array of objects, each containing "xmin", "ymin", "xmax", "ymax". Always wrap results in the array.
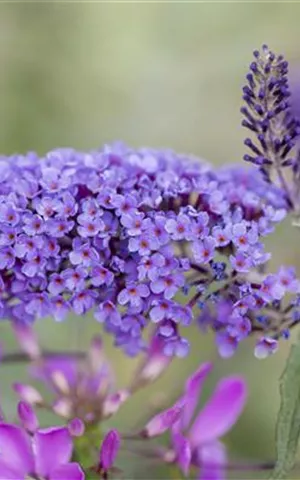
[{"xmin": 0, "ymin": 142, "xmax": 297, "ymax": 357}]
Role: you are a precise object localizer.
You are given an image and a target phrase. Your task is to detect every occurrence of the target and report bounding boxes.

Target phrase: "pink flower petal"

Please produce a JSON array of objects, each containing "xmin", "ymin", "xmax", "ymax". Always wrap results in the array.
[
  {"xmin": 12, "ymin": 322, "xmax": 41, "ymax": 359},
  {"xmin": 100, "ymin": 429, "xmax": 121, "ymax": 471},
  {"xmin": 182, "ymin": 362, "xmax": 213, "ymax": 430},
  {"xmin": 17, "ymin": 401, "xmax": 39, "ymax": 433},
  {"xmin": 172, "ymin": 429, "xmax": 191, "ymax": 476},
  {"xmin": 35, "ymin": 426, "xmax": 73, "ymax": 477},
  {"xmin": 0, "ymin": 460, "xmax": 22, "ymax": 480},
  {"xmin": 196, "ymin": 441, "xmax": 227, "ymax": 480},
  {"xmin": 131, "ymin": 333, "xmax": 172, "ymax": 391},
  {"xmin": 189, "ymin": 377, "xmax": 247, "ymax": 446},
  {"xmin": 50, "ymin": 463, "xmax": 85, "ymax": 480},
  {"xmin": 0, "ymin": 424, "xmax": 34, "ymax": 476},
  {"xmin": 142, "ymin": 398, "xmax": 185, "ymax": 438}
]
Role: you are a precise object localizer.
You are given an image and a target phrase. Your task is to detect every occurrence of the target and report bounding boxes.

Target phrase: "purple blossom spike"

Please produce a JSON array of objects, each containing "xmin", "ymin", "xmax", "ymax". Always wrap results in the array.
[{"xmin": 242, "ymin": 45, "xmax": 300, "ymax": 206}]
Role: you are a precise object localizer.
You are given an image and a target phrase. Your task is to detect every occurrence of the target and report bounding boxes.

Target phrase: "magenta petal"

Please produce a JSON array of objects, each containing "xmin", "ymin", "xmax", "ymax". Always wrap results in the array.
[
  {"xmin": 100, "ymin": 429, "xmax": 121, "ymax": 471},
  {"xmin": 50, "ymin": 463, "xmax": 85, "ymax": 480},
  {"xmin": 172, "ymin": 429, "xmax": 191, "ymax": 476},
  {"xmin": 35, "ymin": 427, "xmax": 73, "ymax": 477},
  {"xmin": 196, "ymin": 441, "xmax": 227, "ymax": 480},
  {"xmin": 18, "ymin": 401, "xmax": 39, "ymax": 433},
  {"xmin": 182, "ymin": 362, "xmax": 213, "ymax": 430},
  {"xmin": 142, "ymin": 398, "xmax": 185, "ymax": 438},
  {"xmin": 189, "ymin": 377, "xmax": 247, "ymax": 446},
  {"xmin": 0, "ymin": 424, "xmax": 34, "ymax": 476},
  {"xmin": 0, "ymin": 460, "xmax": 23, "ymax": 480}
]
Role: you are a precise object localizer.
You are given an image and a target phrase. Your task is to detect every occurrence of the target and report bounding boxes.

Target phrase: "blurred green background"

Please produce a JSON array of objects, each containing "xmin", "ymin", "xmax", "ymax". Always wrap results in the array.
[{"xmin": 1, "ymin": 2, "xmax": 300, "ymax": 479}]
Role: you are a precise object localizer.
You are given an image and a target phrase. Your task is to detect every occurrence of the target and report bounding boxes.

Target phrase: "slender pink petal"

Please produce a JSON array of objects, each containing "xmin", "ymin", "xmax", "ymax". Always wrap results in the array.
[
  {"xmin": 189, "ymin": 377, "xmax": 247, "ymax": 446},
  {"xmin": 50, "ymin": 463, "xmax": 84, "ymax": 480},
  {"xmin": 172, "ymin": 428, "xmax": 191, "ymax": 476},
  {"xmin": 0, "ymin": 424, "xmax": 34, "ymax": 476},
  {"xmin": 35, "ymin": 426, "xmax": 73, "ymax": 477},
  {"xmin": 100, "ymin": 429, "xmax": 121, "ymax": 471},
  {"xmin": 88, "ymin": 335, "xmax": 105, "ymax": 372},
  {"xmin": 131, "ymin": 334, "xmax": 172, "ymax": 391},
  {"xmin": 196, "ymin": 441, "xmax": 227, "ymax": 480},
  {"xmin": 17, "ymin": 401, "xmax": 39, "ymax": 433},
  {"xmin": 13, "ymin": 382, "xmax": 43, "ymax": 405},
  {"xmin": 102, "ymin": 389, "xmax": 130, "ymax": 418},
  {"xmin": 12, "ymin": 322, "xmax": 41, "ymax": 359},
  {"xmin": 31, "ymin": 357, "xmax": 78, "ymax": 391},
  {"xmin": 142, "ymin": 398, "xmax": 185, "ymax": 438},
  {"xmin": 182, "ymin": 362, "xmax": 213, "ymax": 430}
]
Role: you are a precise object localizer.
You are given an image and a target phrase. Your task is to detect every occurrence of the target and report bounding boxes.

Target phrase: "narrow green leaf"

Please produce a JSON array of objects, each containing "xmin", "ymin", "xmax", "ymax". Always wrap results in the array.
[{"xmin": 270, "ymin": 338, "xmax": 300, "ymax": 479}]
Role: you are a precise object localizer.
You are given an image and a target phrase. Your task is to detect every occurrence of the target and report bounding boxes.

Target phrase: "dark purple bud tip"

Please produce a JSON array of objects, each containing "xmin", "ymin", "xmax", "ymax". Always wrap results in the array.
[
  {"xmin": 68, "ymin": 418, "xmax": 85, "ymax": 437},
  {"xmin": 99, "ymin": 429, "xmax": 121, "ymax": 472},
  {"xmin": 17, "ymin": 401, "xmax": 39, "ymax": 433}
]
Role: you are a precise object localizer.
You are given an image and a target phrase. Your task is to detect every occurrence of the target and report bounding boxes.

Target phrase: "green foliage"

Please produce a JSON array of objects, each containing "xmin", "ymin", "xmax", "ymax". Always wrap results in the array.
[
  {"xmin": 74, "ymin": 423, "xmax": 102, "ymax": 473},
  {"xmin": 270, "ymin": 338, "xmax": 300, "ymax": 479}
]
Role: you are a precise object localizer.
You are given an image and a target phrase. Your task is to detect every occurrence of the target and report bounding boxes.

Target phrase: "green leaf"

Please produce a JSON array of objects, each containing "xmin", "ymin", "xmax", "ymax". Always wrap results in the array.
[{"xmin": 270, "ymin": 337, "xmax": 300, "ymax": 479}]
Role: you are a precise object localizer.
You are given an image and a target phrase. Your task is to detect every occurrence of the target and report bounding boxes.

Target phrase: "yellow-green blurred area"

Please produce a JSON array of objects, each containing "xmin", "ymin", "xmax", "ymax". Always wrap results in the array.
[{"xmin": 1, "ymin": 2, "xmax": 300, "ymax": 479}]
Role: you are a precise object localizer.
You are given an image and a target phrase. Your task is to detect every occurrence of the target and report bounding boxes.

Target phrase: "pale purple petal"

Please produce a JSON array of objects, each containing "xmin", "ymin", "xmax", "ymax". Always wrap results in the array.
[
  {"xmin": 12, "ymin": 322, "xmax": 41, "ymax": 359},
  {"xmin": 196, "ymin": 441, "xmax": 227, "ymax": 480},
  {"xmin": 50, "ymin": 463, "xmax": 85, "ymax": 480},
  {"xmin": 68, "ymin": 418, "xmax": 85, "ymax": 437},
  {"xmin": 35, "ymin": 427, "xmax": 73, "ymax": 477},
  {"xmin": 17, "ymin": 401, "xmax": 39, "ymax": 433},
  {"xmin": 0, "ymin": 424, "xmax": 34, "ymax": 476},
  {"xmin": 189, "ymin": 377, "xmax": 247, "ymax": 446},
  {"xmin": 131, "ymin": 334, "xmax": 171, "ymax": 390},
  {"xmin": 182, "ymin": 362, "xmax": 213, "ymax": 430},
  {"xmin": 142, "ymin": 398, "xmax": 185, "ymax": 438},
  {"xmin": 172, "ymin": 429, "xmax": 191, "ymax": 476}
]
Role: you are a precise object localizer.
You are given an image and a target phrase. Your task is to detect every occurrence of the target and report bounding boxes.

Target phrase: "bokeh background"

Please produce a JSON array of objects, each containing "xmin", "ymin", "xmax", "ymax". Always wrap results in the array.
[{"xmin": 1, "ymin": 2, "xmax": 300, "ymax": 478}]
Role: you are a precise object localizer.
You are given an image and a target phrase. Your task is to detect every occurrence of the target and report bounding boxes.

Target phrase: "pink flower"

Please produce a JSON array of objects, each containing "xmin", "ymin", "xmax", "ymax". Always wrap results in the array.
[
  {"xmin": 0, "ymin": 422, "xmax": 83, "ymax": 479},
  {"xmin": 139, "ymin": 362, "xmax": 247, "ymax": 480}
]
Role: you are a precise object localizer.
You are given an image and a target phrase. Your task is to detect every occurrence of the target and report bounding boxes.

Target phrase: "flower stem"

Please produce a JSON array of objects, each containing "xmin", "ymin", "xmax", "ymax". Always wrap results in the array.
[{"xmin": 0, "ymin": 350, "xmax": 85, "ymax": 364}]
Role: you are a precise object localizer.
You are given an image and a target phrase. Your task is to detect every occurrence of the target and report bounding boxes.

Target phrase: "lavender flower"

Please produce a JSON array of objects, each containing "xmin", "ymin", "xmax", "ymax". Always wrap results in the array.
[{"xmin": 0, "ymin": 131, "xmax": 297, "ymax": 356}]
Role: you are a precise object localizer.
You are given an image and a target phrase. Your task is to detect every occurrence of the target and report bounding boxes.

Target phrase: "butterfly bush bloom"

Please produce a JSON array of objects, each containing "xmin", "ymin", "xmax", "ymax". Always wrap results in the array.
[
  {"xmin": 135, "ymin": 362, "xmax": 247, "ymax": 479},
  {"xmin": 0, "ymin": 138, "xmax": 298, "ymax": 358}
]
